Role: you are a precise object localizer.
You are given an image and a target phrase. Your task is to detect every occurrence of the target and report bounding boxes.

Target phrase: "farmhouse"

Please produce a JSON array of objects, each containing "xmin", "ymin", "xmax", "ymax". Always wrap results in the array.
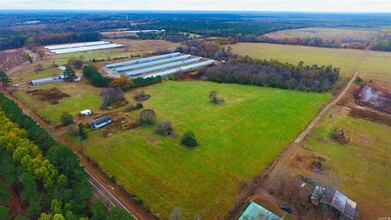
[
  {"xmin": 88, "ymin": 116, "xmax": 112, "ymax": 129},
  {"xmin": 311, "ymin": 186, "xmax": 356, "ymax": 220},
  {"xmin": 238, "ymin": 202, "xmax": 281, "ymax": 220}
]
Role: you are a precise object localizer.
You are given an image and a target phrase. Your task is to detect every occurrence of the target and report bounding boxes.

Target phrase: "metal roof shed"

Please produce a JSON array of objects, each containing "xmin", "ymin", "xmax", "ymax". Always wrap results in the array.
[
  {"xmin": 238, "ymin": 202, "xmax": 282, "ymax": 220},
  {"xmin": 88, "ymin": 116, "xmax": 112, "ymax": 129},
  {"xmin": 31, "ymin": 77, "xmax": 56, "ymax": 86}
]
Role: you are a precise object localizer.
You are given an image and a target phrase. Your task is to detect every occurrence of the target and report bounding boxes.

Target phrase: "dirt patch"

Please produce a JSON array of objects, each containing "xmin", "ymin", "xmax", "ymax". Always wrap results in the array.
[
  {"xmin": 0, "ymin": 49, "xmax": 26, "ymax": 72},
  {"xmin": 26, "ymin": 87, "xmax": 70, "ymax": 104},
  {"xmin": 355, "ymin": 83, "xmax": 391, "ymax": 114}
]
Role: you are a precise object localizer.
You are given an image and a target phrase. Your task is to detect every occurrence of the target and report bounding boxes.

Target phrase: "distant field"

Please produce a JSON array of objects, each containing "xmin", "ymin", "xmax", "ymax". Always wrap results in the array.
[
  {"xmin": 11, "ymin": 40, "xmax": 179, "ymax": 83},
  {"xmin": 62, "ymin": 81, "xmax": 330, "ymax": 219},
  {"xmin": 263, "ymin": 27, "xmax": 379, "ymax": 43},
  {"xmin": 231, "ymin": 43, "xmax": 391, "ymax": 78}
]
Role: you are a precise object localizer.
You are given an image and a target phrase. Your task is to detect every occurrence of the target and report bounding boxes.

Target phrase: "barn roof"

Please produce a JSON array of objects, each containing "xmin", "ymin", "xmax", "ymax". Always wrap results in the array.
[
  {"xmin": 238, "ymin": 202, "xmax": 281, "ymax": 220},
  {"xmin": 311, "ymin": 186, "xmax": 356, "ymax": 219}
]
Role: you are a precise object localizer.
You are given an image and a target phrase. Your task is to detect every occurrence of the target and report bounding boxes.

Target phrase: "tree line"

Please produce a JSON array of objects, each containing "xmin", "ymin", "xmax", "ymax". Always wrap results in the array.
[
  {"xmin": 177, "ymin": 39, "xmax": 237, "ymax": 61},
  {"xmin": 205, "ymin": 57, "xmax": 340, "ymax": 92},
  {"xmin": 0, "ymin": 32, "xmax": 101, "ymax": 50},
  {"xmin": 83, "ymin": 65, "xmax": 162, "ymax": 89}
]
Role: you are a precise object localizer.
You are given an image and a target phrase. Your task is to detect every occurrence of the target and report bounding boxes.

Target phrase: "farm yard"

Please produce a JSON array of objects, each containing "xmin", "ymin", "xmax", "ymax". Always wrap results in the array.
[
  {"xmin": 9, "ymin": 40, "xmax": 179, "ymax": 83},
  {"xmin": 0, "ymin": 49, "xmax": 27, "ymax": 72},
  {"xmin": 231, "ymin": 43, "xmax": 391, "ymax": 79},
  {"xmin": 57, "ymin": 81, "xmax": 330, "ymax": 219}
]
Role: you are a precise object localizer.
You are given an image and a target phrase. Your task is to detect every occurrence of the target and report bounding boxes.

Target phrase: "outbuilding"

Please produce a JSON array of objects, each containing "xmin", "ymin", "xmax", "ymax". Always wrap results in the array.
[
  {"xmin": 79, "ymin": 109, "xmax": 92, "ymax": 116},
  {"xmin": 88, "ymin": 116, "xmax": 112, "ymax": 129},
  {"xmin": 31, "ymin": 77, "xmax": 55, "ymax": 86}
]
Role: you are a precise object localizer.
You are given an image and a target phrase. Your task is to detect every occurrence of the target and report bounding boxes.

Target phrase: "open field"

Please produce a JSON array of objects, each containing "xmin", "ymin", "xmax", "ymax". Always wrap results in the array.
[
  {"xmin": 263, "ymin": 27, "xmax": 379, "ymax": 43},
  {"xmin": 10, "ymin": 40, "xmax": 179, "ymax": 83},
  {"xmin": 230, "ymin": 43, "xmax": 391, "ymax": 78},
  {"xmin": 13, "ymin": 81, "xmax": 103, "ymax": 123},
  {"xmin": 59, "ymin": 81, "xmax": 330, "ymax": 219}
]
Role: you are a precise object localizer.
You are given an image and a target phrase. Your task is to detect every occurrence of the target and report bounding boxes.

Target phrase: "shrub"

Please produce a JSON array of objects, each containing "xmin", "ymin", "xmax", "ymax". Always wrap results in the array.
[
  {"xmin": 133, "ymin": 91, "xmax": 151, "ymax": 101},
  {"xmin": 181, "ymin": 131, "xmax": 198, "ymax": 147},
  {"xmin": 355, "ymin": 76, "xmax": 363, "ymax": 85},
  {"xmin": 155, "ymin": 121, "xmax": 174, "ymax": 136},
  {"xmin": 209, "ymin": 90, "xmax": 224, "ymax": 105},
  {"xmin": 139, "ymin": 109, "xmax": 156, "ymax": 126},
  {"xmin": 61, "ymin": 112, "xmax": 74, "ymax": 126},
  {"xmin": 123, "ymin": 102, "xmax": 143, "ymax": 112}
]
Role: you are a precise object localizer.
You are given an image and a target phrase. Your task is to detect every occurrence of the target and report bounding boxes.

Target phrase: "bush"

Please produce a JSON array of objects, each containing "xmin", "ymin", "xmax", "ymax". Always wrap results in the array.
[
  {"xmin": 209, "ymin": 90, "xmax": 224, "ymax": 105},
  {"xmin": 123, "ymin": 102, "xmax": 143, "ymax": 112},
  {"xmin": 155, "ymin": 121, "xmax": 174, "ymax": 136},
  {"xmin": 133, "ymin": 91, "xmax": 151, "ymax": 101},
  {"xmin": 355, "ymin": 76, "xmax": 363, "ymax": 85},
  {"xmin": 181, "ymin": 131, "xmax": 198, "ymax": 147},
  {"xmin": 61, "ymin": 112, "xmax": 74, "ymax": 126},
  {"xmin": 139, "ymin": 109, "xmax": 156, "ymax": 126}
]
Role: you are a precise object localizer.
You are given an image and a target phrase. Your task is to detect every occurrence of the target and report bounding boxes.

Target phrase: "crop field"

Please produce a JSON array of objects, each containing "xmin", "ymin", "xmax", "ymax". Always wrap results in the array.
[
  {"xmin": 263, "ymin": 27, "xmax": 379, "ymax": 42},
  {"xmin": 10, "ymin": 40, "xmax": 179, "ymax": 83},
  {"xmin": 60, "ymin": 81, "xmax": 330, "ymax": 218},
  {"xmin": 230, "ymin": 43, "xmax": 391, "ymax": 78}
]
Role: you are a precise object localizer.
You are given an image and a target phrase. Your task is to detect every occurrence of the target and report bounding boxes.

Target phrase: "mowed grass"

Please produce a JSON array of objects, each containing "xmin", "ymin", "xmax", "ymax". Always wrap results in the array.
[
  {"xmin": 230, "ymin": 43, "xmax": 391, "ymax": 78},
  {"xmin": 14, "ymin": 81, "xmax": 102, "ymax": 123},
  {"xmin": 304, "ymin": 106, "xmax": 391, "ymax": 219},
  {"xmin": 64, "ymin": 81, "xmax": 330, "ymax": 219}
]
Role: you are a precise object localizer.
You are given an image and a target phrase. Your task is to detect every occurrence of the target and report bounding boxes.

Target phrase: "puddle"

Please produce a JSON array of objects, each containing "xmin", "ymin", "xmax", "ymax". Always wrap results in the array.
[{"xmin": 356, "ymin": 84, "xmax": 391, "ymax": 114}]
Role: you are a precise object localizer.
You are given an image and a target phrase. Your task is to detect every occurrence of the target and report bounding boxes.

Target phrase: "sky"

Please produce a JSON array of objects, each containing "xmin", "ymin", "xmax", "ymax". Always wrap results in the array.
[{"xmin": 0, "ymin": 0, "xmax": 390, "ymax": 12}]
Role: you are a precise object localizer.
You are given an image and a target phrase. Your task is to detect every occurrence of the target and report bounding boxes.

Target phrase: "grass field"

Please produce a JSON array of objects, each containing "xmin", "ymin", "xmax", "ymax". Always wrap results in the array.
[
  {"xmin": 14, "ymin": 81, "xmax": 103, "ymax": 123},
  {"xmin": 304, "ymin": 106, "xmax": 391, "ymax": 219},
  {"xmin": 230, "ymin": 43, "xmax": 391, "ymax": 78},
  {"xmin": 11, "ymin": 40, "xmax": 179, "ymax": 83},
  {"xmin": 61, "ymin": 81, "xmax": 330, "ymax": 219},
  {"xmin": 263, "ymin": 27, "xmax": 379, "ymax": 42}
]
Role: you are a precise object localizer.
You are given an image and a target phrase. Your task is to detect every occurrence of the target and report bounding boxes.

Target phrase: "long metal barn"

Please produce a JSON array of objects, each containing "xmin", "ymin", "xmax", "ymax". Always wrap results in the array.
[
  {"xmin": 105, "ymin": 52, "xmax": 181, "ymax": 69},
  {"xmin": 45, "ymin": 41, "xmax": 122, "ymax": 54},
  {"xmin": 104, "ymin": 52, "xmax": 215, "ymax": 78}
]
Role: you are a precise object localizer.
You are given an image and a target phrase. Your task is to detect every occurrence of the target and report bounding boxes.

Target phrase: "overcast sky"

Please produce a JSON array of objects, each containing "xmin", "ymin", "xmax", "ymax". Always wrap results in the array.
[{"xmin": 1, "ymin": 0, "xmax": 390, "ymax": 12}]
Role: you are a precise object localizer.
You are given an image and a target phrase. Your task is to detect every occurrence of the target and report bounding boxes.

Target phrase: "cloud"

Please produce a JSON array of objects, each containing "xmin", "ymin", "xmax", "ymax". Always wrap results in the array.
[{"xmin": 0, "ymin": 0, "xmax": 390, "ymax": 12}]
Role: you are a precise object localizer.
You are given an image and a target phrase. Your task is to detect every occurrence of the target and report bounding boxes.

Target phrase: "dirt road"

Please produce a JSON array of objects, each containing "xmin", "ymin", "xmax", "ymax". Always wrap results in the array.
[{"xmin": 294, "ymin": 71, "xmax": 359, "ymax": 144}]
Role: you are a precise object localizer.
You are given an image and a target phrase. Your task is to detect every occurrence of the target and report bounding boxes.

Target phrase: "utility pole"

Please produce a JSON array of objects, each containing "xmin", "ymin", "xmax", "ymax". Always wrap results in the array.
[{"xmin": 126, "ymin": 15, "xmax": 129, "ymax": 30}]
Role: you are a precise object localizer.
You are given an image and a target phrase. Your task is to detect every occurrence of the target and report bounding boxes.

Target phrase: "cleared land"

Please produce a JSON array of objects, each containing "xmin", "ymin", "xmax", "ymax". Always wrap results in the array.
[
  {"xmin": 14, "ymin": 81, "xmax": 102, "ymax": 123},
  {"xmin": 10, "ymin": 40, "xmax": 179, "ymax": 83},
  {"xmin": 230, "ymin": 43, "xmax": 391, "ymax": 78},
  {"xmin": 263, "ymin": 27, "xmax": 379, "ymax": 43},
  {"xmin": 57, "ymin": 81, "xmax": 330, "ymax": 219}
]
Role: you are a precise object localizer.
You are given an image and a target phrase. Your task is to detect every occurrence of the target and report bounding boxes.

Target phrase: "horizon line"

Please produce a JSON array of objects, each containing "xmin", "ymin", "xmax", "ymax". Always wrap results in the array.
[{"xmin": 1, "ymin": 9, "xmax": 391, "ymax": 14}]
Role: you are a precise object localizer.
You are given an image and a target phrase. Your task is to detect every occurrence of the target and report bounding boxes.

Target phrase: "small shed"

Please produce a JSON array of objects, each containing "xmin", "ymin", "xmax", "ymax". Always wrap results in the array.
[
  {"xmin": 80, "ymin": 109, "xmax": 92, "ymax": 116},
  {"xmin": 88, "ymin": 116, "xmax": 112, "ymax": 129},
  {"xmin": 59, "ymin": 66, "xmax": 66, "ymax": 71},
  {"xmin": 311, "ymin": 186, "xmax": 356, "ymax": 220},
  {"xmin": 238, "ymin": 202, "xmax": 282, "ymax": 220}
]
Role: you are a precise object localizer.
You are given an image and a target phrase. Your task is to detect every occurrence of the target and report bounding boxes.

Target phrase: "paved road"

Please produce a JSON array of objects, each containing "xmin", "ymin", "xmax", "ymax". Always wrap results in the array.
[
  {"xmin": 85, "ymin": 169, "xmax": 138, "ymax": 219},
  {"xmin": 294, "ymin": 71, "xmax": 359, "ymax": 144}
]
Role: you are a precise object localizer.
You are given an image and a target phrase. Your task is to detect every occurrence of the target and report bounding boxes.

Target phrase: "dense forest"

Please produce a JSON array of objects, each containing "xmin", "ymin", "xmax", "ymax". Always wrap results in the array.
[
  {"xmin": 205, "ymin": 57, "xmax": 340, "ymax": 92},
  {"xmin": 0, "ymin": 94, "xmax": 134, "ymax": 219},
  {"xmin": 1, "ymin": 11, "xmax": 391, "ymax": 50}
]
